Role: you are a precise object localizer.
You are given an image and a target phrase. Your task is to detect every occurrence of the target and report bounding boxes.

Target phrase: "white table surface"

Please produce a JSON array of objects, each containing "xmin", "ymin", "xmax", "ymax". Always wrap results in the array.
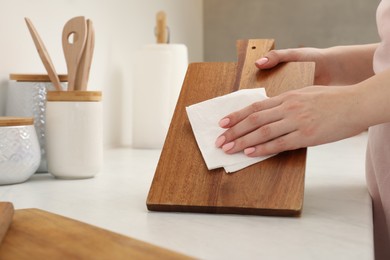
[{"xmin": 0, "ymin": 133, "xmax": 373, "ymax": 259}]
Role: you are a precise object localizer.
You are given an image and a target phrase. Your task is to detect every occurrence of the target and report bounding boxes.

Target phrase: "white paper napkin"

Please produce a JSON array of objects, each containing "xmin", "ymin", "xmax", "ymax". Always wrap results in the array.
[{"xmin": 186, "ymin": 88, "xmax": 276, "ymax": 173}]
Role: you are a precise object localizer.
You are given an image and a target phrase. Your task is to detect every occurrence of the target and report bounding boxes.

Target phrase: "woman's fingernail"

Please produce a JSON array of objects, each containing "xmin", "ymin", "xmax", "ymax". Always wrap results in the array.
[
  {"xmin": 215, "ymin": 135, "xmax": 226, "ymax": 148},
  {"xmin": 244, "ymin": 147, "xmax": 256, "ymax": 155},
  {"xmin": 222, "ymin": 141, "xmax": 235, "ymax": 152},
  {"xmin": 255, "ymin": 57, "xmax": 269, "ymax": 66},
  {"xmin": 219, "ymin": 118, "xmax": 230, "ymax": 127}
]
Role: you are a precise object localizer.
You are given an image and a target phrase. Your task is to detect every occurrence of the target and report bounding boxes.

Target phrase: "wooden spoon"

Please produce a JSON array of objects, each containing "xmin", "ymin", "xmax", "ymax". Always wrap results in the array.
[
  {"xmin": 62, "ymin": 16, "xmax": 87, "ymax": 91},
  {"xmin": 24, "ymin": 18, "xmax": 62, "ymax": 91},
  {"xmin": 74, "ymin": 19, "xmax": 95, "ymax": 91},
  {"xmin": 0, "ymin": 202, "xmax": 14, "ymax": 244}
]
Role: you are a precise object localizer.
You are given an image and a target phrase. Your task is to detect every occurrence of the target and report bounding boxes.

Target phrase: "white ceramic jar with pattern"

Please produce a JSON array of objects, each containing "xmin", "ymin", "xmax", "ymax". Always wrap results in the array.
[
  {"xmin": 0, "ymin": 117, "xmax": 41, "ymax": 185},
  {"xmin": 6, "ymin": 74, "xmax": 67, "ymax": 173}
]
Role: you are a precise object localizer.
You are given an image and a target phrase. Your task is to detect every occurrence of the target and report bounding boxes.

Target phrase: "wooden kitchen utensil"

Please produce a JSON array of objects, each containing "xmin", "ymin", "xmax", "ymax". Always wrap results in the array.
[
  {"xmin": 74, "ymin": 19, "xmax": 95, "ymax": 91},
  {"xmin": 24, "ymin": 18, "xmax": 62, "ymax": 91},
  {"xmin": 0, "ymin": 202, "xmax": 14, "ymax": 244},
  {"xmin": 62, "ymin": 16, "xmax": 87, "ymax": 91},
  {"xmin": 0, "ymin": 208, "xmax": 192, "ymax": 259},
  {"xmin": 147, "ymin": 39, "xmax": 315, "ymax": 216}
]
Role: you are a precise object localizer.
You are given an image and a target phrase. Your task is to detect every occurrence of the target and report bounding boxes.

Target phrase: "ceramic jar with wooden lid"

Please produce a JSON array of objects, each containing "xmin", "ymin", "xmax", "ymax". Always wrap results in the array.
[
  {"xmin": 45, "ymin": 91, "xmax": 102, "ymax": 179},
  {"xmin": 6, "ymin": 74, "xmax": 67, "ymax": 173},
  {"xmin": 0, "ymin": 117, "xmax": 41, "ymax": 185}
]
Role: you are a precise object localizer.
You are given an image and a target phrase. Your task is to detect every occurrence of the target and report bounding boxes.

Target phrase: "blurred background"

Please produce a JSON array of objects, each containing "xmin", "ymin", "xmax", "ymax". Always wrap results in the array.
[
  {"xmin": 204, "ymin": 0, "xmax": 380, "ymax": 61},
  {"xmin": 0, "ymin": 0, "xmax": 380, "ymax": 148}
]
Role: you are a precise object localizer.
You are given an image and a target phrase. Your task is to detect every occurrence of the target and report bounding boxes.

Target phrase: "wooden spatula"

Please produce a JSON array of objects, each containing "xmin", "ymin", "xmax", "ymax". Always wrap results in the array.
[
  {"xmin": 62, "ymin": 16, "xmax": 87, "ymax": 91},
  {"xmin": 74, "ymin": 19, "xmax": 95, "ymax": 91},
  {"xmin": 24, "ymin": 18, "xmax": 62, "ymax": 91},
  {"xmin": 0, "ymin": 202, "xmax": 14, "ymax": 244}
]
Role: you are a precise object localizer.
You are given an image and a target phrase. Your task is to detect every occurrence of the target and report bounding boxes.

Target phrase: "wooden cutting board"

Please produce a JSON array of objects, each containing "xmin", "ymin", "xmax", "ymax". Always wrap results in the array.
[
  {"xmin": 0, "ymin": 208, "xmax": 193, "ymax": 259},
  {"xmin": 0, "ymin": 203, "xmax": 14, "ymax": 244},
  {"xmin": 146, "ymin": 39, "xmax": 315, "ymax": 216}
]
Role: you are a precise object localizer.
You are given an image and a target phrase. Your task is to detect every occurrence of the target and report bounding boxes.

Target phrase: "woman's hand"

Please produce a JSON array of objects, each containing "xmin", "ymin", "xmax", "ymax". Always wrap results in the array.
[
  {"xmin": 215, "ymin": 85, "xmax": 367, "ymax": 157},
  {"xmin": 214, "ymin": 44, "xmax": 378, "ymax": 157},
  {"xmin": 255, "ymin": 48, "xmax": 333, "ymax": 85},
  {"xmin": 255, "ymin": 44, "xmax": 377, "ymax": 86}
]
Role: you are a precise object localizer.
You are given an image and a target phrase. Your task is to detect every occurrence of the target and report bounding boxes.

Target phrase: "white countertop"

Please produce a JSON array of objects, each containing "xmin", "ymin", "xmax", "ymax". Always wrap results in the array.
[{"xmin": 0, "ymin": 133, "xmax": 373, "ymax": 259}]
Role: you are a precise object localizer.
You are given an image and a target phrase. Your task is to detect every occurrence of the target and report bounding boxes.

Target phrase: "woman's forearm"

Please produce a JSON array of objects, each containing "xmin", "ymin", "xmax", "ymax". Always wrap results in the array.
[
  {"xmin": 324, "ymin": 43, "xmax": 378, "ymax": 85},
  {"xmin": 355, "ymin": 67, "xmax": 390, "ymax": 128}
]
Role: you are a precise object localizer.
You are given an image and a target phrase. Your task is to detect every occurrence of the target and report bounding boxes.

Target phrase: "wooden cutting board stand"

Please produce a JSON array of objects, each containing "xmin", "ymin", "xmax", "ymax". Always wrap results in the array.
[{"xmin": 147, "ymin": 39, "xmax": 315, "ymax": 216}]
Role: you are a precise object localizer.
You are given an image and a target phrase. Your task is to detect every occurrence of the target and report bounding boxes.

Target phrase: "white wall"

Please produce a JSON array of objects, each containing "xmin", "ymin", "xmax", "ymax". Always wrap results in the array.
[{"xmin": 0, "ymin": 0, "xmax": 203, "ymax": 147}]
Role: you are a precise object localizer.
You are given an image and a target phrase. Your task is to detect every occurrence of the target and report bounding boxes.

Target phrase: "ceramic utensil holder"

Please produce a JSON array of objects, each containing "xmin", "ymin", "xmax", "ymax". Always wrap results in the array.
[
  {"xmin": 46, "ymin": 91, "xmax": 102, "ymax": 179},
  {"xmin": 0, "ymin": 117, "xmax": 41, "ymax": 185},
  {"xmin": 6, "ymin": 74, "xmax": 68, "ymax": 173}
]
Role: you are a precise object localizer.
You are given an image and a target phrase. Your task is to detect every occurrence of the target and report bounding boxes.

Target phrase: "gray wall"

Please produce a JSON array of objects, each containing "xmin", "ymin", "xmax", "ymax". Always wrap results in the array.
[{"xmin": 204, "ymin": 0, "xmax": 380, "ymax": 62}]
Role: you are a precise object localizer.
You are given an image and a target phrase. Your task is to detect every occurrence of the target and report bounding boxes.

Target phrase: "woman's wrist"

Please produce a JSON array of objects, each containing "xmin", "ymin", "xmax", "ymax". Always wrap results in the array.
[
  {"xmin": 353, "ymin": 69, "xmax": 390, "ymax": 128},
  {"xmin": 323, "ymin": 44, "xmax": 377, "ymax": 85}
]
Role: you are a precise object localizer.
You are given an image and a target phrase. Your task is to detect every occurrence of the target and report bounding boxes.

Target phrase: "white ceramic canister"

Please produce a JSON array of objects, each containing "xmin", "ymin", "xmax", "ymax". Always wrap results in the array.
[
  {"xmin": 0, "ymin": 117, "xmax": 41, "ymax": 185},
  {"xmin": 6, "ymin": 74, "xmax": 67, "ymax": 173},
  {"xmin": 45, "ymin": 91, "xmax": 102, "ymax": 179}
]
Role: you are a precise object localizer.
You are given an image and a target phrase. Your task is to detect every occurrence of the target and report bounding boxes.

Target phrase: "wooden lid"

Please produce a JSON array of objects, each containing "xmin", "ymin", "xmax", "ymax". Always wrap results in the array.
[
  {"xmin": 10, "ymin": 74, "xmax": 68, "ymax": 82},
  {"xmin": 0, "ymin": 117, "xmax": 34, "ymax": 126},
  {"xmin": 47, "ymin": 91, "xmax": 102, "ymax": 102}
]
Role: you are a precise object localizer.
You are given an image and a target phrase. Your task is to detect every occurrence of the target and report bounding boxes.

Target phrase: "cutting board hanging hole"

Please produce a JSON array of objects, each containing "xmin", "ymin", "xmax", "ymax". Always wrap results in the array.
[{"xmin": 251, "ymin": 46, "xmax": 256, "ymax": 49}]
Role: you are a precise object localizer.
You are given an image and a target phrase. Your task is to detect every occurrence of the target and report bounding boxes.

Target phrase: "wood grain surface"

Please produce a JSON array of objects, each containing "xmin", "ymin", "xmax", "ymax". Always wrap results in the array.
[
  {"xmin": 147, "ymin": 39, "xmax": 315, "ymax": 216},
  {"xmin": 156, "ymin": 11, "xmax": 168, "ymax": 44},
  {"xmin": 24, "ymin": 18, "xmax": 62, "ymax": 91},
  {"xmin": 62, "ymin": 16, "xmax": 87, "ymax": 91},
  {"xmin": 0, "ymin": 117, "xmax": 34, "ymax": 126},
  {"xmin": 9, "ymin": 74, "xmax": 68, "ymax": 82},
  {"xmin": 0, "ymin": 208, "xmax": 193, "ymax": 259},
  {"xmin": 74, "ymin": 19, "xmax": 95, "ymax": 91},
  {"xmin": 0, "ymin": 203, "xmax": 14, "ymax": 245},
  {"xmin": 47, "ymin": 91, "xmax": 102, "ymax": 102}
]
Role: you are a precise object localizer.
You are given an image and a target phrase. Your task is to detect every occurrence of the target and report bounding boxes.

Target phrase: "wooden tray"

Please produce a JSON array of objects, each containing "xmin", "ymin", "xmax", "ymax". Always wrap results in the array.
[
  {"xmin": 0, "ymin": 208, "xmax": 192, "ymax": 259},
  {"xmin": 0, "ymin": 203, "xmax": 14, "ymax": 244},
  {"xmin": 147, "ymin": 39, "xmax": 315, "ymax": 216}
]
